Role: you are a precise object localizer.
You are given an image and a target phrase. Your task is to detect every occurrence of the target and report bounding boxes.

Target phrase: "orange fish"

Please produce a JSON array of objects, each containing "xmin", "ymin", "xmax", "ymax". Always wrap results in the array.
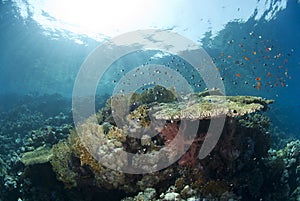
[
  {"xmin": 228, "ymin": 55, "xmax": 232, "ymax": 59},
  {"xmin": 255, "ymin": 77, "xmax": 261, "ymax": 81},
  {"xmin": 236, "ymin": 73, "xmax": 242, "ymax": 77},
  {"xmin": 244, "ymin": 57, "xmax": 250, "ymax": 61},
  {"xmin": 267, "ymin": 72, "xmax": 272, "ymax": 77},
  {"xmin": 253, "ymin": 51, "xmax": 257, "ymax": 55},
  {"xmin": 255, "ymin": 81, "xmax": 262, "ymax": 90}
]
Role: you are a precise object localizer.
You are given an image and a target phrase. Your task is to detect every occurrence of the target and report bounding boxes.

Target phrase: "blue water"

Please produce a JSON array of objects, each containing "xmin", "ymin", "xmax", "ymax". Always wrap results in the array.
[{"xmin": 1, "ymin": 0, "xmax": 299, "ymax": 135}]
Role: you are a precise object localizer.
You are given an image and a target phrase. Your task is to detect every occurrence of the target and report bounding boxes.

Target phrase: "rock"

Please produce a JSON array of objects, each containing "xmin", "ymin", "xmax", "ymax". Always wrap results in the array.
[
  {"xmin": 186, "ymin": 197, "xmax": 198, "ymax": 201},
  {"xmin": 137, "ymin": 188, "xmax": 157, "ymax": 201},
  {"xmin": 162, "ymin": 192, "xmax": 181, "ymax": 201},
  {"xmin": 180, "ymin": 185, "xmax": 196, "ymax": 199}
]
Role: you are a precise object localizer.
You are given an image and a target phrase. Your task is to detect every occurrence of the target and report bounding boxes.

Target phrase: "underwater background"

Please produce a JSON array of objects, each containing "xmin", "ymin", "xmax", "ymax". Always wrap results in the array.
[{"xmin": 0, "ymin": 0, "xmax": 300, "ymax": 201}]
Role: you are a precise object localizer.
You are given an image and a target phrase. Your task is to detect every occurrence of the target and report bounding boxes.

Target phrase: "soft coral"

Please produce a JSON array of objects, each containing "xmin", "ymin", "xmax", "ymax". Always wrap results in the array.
[{"xmin": 159, "ymin": 121, "xmax": 204, "ymax": 167}]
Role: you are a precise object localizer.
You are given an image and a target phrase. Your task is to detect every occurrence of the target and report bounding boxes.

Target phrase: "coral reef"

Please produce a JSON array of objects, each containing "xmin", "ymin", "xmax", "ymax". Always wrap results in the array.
[
  {"xmin": 139, "ymin": 85, "xmax": 177, "ymax": 104},
  {"xmin": 6, "ymin": 86, "xmax": 300, "ymax": 201},
  {"xmin": 0, "ymin": 94, "xmax": 74, "ymax": 201},
  {"xmin": 45, "ymin": 87, "xmax": 276, "ymax": 200},
  {"xmin": 49, "ymin": 123, "xmax": 179, "ymax": 194},
  {"xmin": 20, "ymin": 146, "xmax": 53, "ymax": 166},
  {"xmin": 50, "ymin": 140, "xmax": 78, "ymax": 188},
  {"xmin": 263, "ymin": 140, "xmax": 300, "ymax": 201},
  {"xmin": 151, "ymin": 95, "xmax": 273, "ymax": 120},
  {"xmin": 96, "ymin": 85, "xmax": 177, "ymax": 126},
  {"xmin": 127, "ymin": 105, "xmax": 151, "ymax": 128},
  {"xmin": 121, "ymin": 188, "xmax": 157, "ymax": 201},
  {"xmin": 0, "ymin": 156, "xmax": 8, "ymax": 176},
  {"xmin": 122, "ymin": 184, "xmax": 239, "ymax": 201}
]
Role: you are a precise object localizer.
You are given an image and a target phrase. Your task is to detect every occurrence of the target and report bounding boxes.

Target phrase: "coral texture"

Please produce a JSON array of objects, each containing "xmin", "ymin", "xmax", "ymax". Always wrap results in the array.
[{"xmin": 46, "ymin": 87, "xmax": 275, "ymax": 199}]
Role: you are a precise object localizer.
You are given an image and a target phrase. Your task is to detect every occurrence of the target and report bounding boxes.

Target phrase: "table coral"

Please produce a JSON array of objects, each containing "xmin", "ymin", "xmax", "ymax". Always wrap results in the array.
[
  {"xmin": 20, "ymin": 145, "xmax": 53, "ymax": 166},
  {"xmin": 151, "ymin": 95, "xmax": 273, "ymax": 121}
]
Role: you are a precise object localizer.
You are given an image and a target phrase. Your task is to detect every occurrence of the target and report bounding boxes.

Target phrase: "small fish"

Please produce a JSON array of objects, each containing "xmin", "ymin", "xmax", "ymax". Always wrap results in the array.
[
  {"xmin": 275, "ymin": 53, "xmax": 281, "ymax": 58},
  {"xmin": 228, "ymin": 55, "xmax": 232, "ymax": 59},
  {"xmin": 255, "ymin": 81, "xmax": 262, "ymax": 90},
  {"xmin": 236, "ymin": 73, "xmax": 242, "ymax": 77},
  {"xmin": 265, "ymin": 47, "xmax": 272, "ymax": 51},
  {"xmin": 244, "ymin": 57, "xmax": 250, "ymax": 61},
  {"xmin": 253, "ymin": 51, "xmax": 257, "ymax": 55},
  {"xmin": 267, "ymin": 72, "xmax": 272, "ymax": 77},
  {"xmin": 255, "ymin": 77, "xmax": 261, "ymax": 81},
  {"xmin": 285, "ymin": 71, "xmax": 289, "ymax": 78}
]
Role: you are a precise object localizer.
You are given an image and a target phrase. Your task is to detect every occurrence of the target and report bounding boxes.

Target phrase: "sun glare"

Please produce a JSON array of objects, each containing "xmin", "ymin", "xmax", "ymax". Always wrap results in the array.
[
  {"xmin": 43, "ymin": 0, "xmax": 154, "ymax": 35},
  {"xmin": 13, "ymin": 0, "xmax": 288, "ymax": 43}
]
